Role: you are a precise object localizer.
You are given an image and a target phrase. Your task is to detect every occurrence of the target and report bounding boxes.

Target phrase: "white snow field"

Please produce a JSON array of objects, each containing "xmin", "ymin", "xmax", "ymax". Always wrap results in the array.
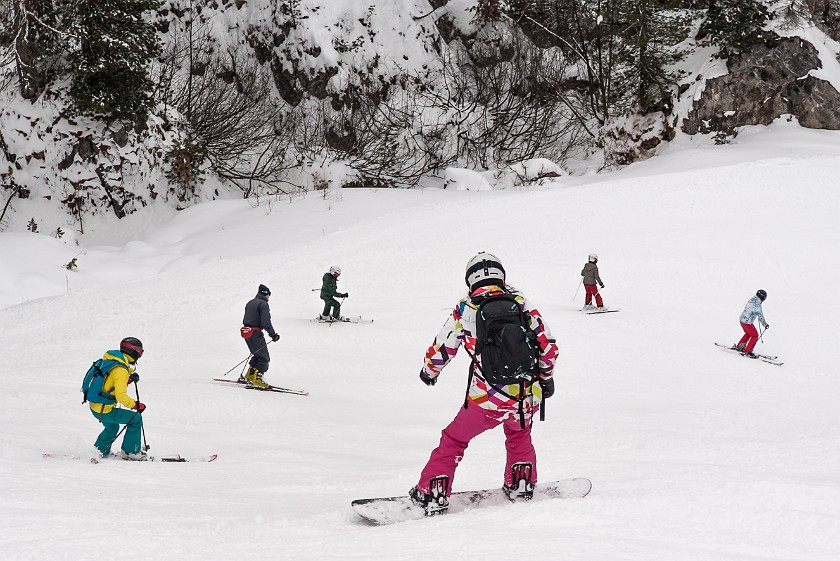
[{"xmin": 1, "ymin": 122, "xmax": 839, "ymax": 561}]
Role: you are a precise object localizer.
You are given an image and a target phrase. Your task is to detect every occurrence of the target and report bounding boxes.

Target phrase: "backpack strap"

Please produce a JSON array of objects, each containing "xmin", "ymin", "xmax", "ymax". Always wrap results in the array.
[{"xmin": 463, "ymin": 360, "xmax": 475, "ymax": 411}]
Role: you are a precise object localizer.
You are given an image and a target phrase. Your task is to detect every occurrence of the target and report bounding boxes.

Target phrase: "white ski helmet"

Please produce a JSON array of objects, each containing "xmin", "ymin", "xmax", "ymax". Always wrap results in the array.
[
  {"xmin": 465, "ymin": 252, "xmax": 505, "ymax": 290},
  {"xmin": 588, "ymin": 253, "xmax": 598, "ymax": 263},
  {"xmin": 329, "ymin": 266, "xmax": 342, "ymax": 276}
]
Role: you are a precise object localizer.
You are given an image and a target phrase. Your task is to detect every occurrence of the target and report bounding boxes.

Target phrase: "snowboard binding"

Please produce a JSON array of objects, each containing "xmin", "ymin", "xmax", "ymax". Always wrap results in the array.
[
  {"xmin": 504, "ymin": 462, "xmax": 535, "ymax": 501},
  {"xmin": 409, "ymin": 475, "xmax": 450, "ymax": 516}
]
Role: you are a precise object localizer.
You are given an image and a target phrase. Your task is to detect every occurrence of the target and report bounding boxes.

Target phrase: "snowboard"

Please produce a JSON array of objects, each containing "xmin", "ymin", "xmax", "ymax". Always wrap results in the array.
[
  {"xmin": 212, "ymin": 378, "xmax": 309, "ymax": 396},
  {"xmin": 311, "ymin": 316, "xmax": 374, "ymax": 324},
  {"xmin": 714, "ymin": 343, "xmax": 783, "ymax": 366},
  {"xmin": 352, "ymin": 477, "xmax": 592, "ymax": 525},
  {"xmin": 44, "ymin": 453, "xmax": 218, "ymax": 463}
]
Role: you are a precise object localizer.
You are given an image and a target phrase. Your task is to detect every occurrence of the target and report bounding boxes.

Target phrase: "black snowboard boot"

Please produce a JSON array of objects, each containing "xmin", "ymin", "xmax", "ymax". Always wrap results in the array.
[
  {"xmin": 503, "ymin": 462, "xmax": 535, "ymax": 501},
  {"xmin": 409, "ymin": 475, "xmax": 450, "ymax": 515}
]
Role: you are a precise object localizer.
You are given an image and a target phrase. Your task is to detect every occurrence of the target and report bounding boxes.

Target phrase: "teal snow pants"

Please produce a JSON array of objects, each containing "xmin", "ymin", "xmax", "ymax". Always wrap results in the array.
[{"xmin": 91, "ymin": 407, "xmax": 143, "ymax": 455}]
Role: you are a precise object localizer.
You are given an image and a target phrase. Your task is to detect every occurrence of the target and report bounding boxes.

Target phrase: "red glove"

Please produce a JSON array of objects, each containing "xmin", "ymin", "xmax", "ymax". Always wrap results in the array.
[{"xmin": 133, "ymin": 402, "xmax": 146, "ymax": 413}]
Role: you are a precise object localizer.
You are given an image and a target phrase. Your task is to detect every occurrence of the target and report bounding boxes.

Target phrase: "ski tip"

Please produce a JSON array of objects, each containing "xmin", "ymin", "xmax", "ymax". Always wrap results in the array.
[{"xmin": 156, "ymin": 454, "xmax": 218, "ymax": 463}]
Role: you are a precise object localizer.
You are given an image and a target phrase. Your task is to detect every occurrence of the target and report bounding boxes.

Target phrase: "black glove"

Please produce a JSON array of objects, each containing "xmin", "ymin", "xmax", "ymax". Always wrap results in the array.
[
  {"xmin": 271, "ymin": 333, "xmax": 280, "ymax": 342},
  {"xmin": 764, "ymin": 324, "xmax": 770, "ymax": 330},
  {"xmin": 128, "ymin": 372, "xmax": 140, "ymax": 384},
  {"xmin": 600, "ymin": 284, "xmax": 605, "ymax": 289},
  {"xmin": 340, "ymin": 293, "xmax": 348, "ymax": 298},
  {"xmin": 419, "ymin": 369, "xmax": 437, "ymax": 386},
  {"xmin": 539, "ymin": 378, "xmax": 555, "ymax": 399}
]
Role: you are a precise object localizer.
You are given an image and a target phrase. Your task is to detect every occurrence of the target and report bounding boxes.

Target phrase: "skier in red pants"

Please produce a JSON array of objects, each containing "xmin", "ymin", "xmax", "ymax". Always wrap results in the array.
[
  {"xmin": 581, "ymin": 253, "xmax": 605, "ymax": 308},
  {"xmin": 736, "ymin": 289, "xmax": 770, "ymax": 358},
  {"xmin": 410, "ymin": 252, "xmax": 558, "ymax": 515}
]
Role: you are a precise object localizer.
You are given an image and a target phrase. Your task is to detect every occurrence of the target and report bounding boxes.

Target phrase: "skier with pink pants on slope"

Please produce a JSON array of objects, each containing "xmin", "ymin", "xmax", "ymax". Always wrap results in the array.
[{"xmin": 736, "ymin": 289, "xmax": 770, "ymax": 357}]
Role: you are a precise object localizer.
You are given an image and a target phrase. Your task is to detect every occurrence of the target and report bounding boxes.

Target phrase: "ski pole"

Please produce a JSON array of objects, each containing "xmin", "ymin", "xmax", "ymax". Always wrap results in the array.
[
  {"xmin": 223, "ymin": 353, "xmax": 254, "ymax": 377},
  {"xmin": 134, "ymin": 382, "xmax": 150, "ymax": 452},
  {"xmin": 572, "ymin": 278, "xmax": 582, "ymax": 302},
  {"xmin": 222, "ymin": 339, "xmax": 272, "ymax": 377},
  {"xmin": 758, "ymin": 325, "xmax": 766, "ymax": 344}
]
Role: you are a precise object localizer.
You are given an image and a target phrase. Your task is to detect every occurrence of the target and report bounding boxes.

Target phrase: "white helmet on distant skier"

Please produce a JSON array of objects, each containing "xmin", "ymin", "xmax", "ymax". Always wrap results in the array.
[
  {"xmin": 588, "ymin": 253, "xmax": 598, "ymax": 263},
  {"xmin": 329, "ymin": 266, "xmax": 341, "ymax": 276},
  {"xmin": 465, "ymin": 252, "xmax": 506, "ymax": 290}
]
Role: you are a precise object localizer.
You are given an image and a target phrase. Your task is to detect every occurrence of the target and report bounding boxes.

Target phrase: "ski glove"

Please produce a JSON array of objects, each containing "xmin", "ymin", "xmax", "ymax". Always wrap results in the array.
[
  {"xmin": 764, "ymin": 324, "xmax": 770, "ymax": 330},
  {"xmin": 133, "ymin": 402, "xmax": 146, "ymax": 413},
  {"xmin": 340, "ymin": 293, "xmax": 349, "ymax": 298},
  {"xmin": 539, "ymin": 378, "xmax": 555, "ymax": 399},
  {"xmin": 271, "ymin": 333, "xmax": 280, "ymax": 342},
  {"xmin": 128, "ymin": 372, "xmax": 139, "ymax": 383},
  {"xmin": 419, "ymin": 369, "xmax": 437, "ymax": 386}
]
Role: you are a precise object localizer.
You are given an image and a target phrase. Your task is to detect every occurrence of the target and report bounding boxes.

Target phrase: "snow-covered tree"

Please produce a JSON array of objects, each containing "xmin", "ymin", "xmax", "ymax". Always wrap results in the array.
[
  {"xmin": 698, "ymin": 0, "xmax": 771, "ymax": 57},
  {"xmin": 64, "ymin": 0, "xmax": 162, "ymax": 117}
]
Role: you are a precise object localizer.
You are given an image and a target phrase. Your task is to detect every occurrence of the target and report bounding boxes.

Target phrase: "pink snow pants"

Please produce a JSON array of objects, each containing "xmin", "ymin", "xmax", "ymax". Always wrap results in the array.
[
  {"xmin": 738, "ymin": 322, "xmax": 759, "ymax": 353},
  {"xmin": 416, "ymin": 400, "xmax": 537, "ymax": 495},
  {"xmin": 584, "ymin": 284, "xmax": 603, "ymax": 307}
]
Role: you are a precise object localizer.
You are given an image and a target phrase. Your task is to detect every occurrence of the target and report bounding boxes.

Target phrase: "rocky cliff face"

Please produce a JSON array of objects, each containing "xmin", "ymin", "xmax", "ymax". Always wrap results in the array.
[
  {"xmin": 5, "ymin": 1, "xmax": 840, "ymax": 235},
  {"xmin": 683, "ymin": 32, "xmax": 840, "ymax": 135}
]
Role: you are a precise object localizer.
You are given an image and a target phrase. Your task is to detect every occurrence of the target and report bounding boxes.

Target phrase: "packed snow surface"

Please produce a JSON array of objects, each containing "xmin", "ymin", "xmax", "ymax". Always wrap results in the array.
[{"xmin": 1, "ymin": 122, "xmax": 838, "ymax": 560}]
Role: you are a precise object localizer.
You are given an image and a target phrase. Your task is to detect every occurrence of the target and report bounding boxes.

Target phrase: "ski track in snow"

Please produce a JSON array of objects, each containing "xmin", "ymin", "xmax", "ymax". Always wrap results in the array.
[{"xmin": 1, "ymin": 124, "xmax": 839, "ymax": 561}]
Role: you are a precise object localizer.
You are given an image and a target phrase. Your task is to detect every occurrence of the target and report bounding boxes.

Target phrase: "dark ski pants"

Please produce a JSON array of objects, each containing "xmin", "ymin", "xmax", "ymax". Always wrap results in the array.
[
  {"xmin": 417, "ymin": 400, "xmax": 537, "ymax": 495},
  {"xmin": 321, "ymin": 296, "xmax": 341, "ymax": 318},
  {"xmin": 91, "ymin": 408, "xmax": 143, "ymax": 455},
  {"xmin": 246, "ymin": 330, "xmax": 270, "ymax": 372}
]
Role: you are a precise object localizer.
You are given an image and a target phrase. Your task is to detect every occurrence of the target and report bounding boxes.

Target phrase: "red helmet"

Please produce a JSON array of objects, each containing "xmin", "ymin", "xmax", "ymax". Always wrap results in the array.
[{"xmin": 120, "ymin": 337, "xmax": 144, "ymax": 361}]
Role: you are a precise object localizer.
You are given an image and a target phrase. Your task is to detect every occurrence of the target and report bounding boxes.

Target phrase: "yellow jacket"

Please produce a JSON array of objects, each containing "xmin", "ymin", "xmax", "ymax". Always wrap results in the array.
[{"xmin": 89, "ymin": 351, "xmax": 137, "ymax": 416}]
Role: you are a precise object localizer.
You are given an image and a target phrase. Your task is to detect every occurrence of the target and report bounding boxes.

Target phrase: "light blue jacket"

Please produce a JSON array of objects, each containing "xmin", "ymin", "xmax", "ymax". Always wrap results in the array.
[{"xmin": 739, "ymin": 296, "xmax": 768, "ymax": 328}]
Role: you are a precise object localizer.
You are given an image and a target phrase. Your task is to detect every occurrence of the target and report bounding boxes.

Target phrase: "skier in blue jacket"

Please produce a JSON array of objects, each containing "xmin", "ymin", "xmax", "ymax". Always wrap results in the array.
[{"xmin": 736, "ymin": 289, "xmax": 770, "ymax": 357}]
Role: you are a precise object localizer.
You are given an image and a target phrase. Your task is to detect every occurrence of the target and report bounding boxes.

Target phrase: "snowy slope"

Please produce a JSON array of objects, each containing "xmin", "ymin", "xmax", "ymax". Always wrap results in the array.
[{"xmin": 1, "ymin": 121, "xmax": 839, "ymax": 561}]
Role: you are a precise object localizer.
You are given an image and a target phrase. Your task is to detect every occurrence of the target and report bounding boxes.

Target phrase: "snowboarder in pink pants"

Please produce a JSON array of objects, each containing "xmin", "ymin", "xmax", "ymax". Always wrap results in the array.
[{"xmin": 410, "ymin": 252, "xmax": 558, "ymax": 514}]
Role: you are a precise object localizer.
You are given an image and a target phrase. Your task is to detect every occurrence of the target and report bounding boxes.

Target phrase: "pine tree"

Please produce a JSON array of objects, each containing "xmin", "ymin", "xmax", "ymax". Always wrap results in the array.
[
  {"xmin": 698, "ymin": 0, "xmax": 771, "ymax": 57},
  {"xmin": 622, "ymin": 0, "xmax": 689, "ymax": 114},
  {"xmin": 64, "ymin": 0, "xmax": 162, "ymax": 117}
]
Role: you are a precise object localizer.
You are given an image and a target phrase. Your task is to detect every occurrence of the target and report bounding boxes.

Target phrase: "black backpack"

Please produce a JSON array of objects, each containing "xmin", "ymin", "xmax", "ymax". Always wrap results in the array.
[
  {"xmin": 474, "ymin": 293, "xmax": 539, "ymax": 386},
  {"xmin": 465, "ymin": 292, "xmax": 541, "ymax": 427}
]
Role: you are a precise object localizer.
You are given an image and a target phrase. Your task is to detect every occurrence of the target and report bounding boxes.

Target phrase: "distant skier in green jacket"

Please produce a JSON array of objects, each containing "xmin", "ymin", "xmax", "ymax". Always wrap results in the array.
[{"xmin": 320, "ymin": 266, "xmax": 348, "ymax": 320}]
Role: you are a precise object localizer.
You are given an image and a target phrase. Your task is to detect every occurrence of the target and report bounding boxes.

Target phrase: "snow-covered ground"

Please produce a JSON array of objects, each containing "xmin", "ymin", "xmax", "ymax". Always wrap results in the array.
[{"xmin": 1, "ymin": 121, "xmax": 838, "ymax": 561}]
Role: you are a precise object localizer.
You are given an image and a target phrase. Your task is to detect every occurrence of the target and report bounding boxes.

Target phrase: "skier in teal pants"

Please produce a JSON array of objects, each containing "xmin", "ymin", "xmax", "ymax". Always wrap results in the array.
[{"xmin": 84, "ymin": 338, "xmax": 148, "ymax": 460}]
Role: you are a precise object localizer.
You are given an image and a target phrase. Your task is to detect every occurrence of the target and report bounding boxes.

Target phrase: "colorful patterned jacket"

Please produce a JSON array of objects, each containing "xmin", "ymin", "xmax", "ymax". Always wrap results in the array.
[
  {"xmin": 422, "ymin": 285, "xmax": 558, "ymax": 417},
  {"xmin": 739, "ymin": 296, "xmax": 768, "ymax": 328}
]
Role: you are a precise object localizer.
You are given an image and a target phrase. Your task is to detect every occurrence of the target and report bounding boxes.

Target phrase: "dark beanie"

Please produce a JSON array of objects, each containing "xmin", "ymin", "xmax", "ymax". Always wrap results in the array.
[{"xmin": 258, "ymin": 284, "xmax": 271, "ymax": 295}]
